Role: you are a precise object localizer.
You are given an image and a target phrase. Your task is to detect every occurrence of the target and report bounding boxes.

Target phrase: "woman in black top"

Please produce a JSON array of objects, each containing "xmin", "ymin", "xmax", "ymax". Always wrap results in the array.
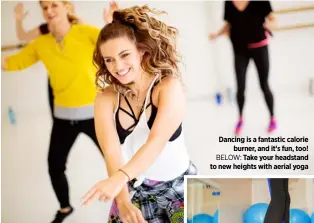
[{"xmin": 210, "ymin": 0, "xmax": 277, "ymax": 135}]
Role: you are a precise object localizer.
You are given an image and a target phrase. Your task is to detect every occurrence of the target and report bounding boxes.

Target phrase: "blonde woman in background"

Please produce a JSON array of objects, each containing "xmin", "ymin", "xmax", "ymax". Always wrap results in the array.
[
  {"xmin": 14, "ymin": 1, "xmax": 117, "ymax": 119},
  {"xmin": 2, "ymin": 1, "xmax": 117, "ymax": 222},
  {"xmin": 14, "ymin": 2, "xmax": 83, "ymax": 119}
]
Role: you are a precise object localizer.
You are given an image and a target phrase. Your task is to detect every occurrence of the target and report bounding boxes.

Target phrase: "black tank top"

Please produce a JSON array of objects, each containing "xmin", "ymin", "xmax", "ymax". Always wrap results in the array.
[{"xmin": 115, "ymin": 80, "xmax": 182, "ymax": 144}]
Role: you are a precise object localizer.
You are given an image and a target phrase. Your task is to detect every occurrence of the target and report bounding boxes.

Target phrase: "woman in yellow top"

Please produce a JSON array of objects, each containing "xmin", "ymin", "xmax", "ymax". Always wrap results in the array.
[
  {"xmin": 13, "ymin": 2, "xmax": 84, "ymax": 119},
  {"xmin": 2, "ymin": 1, "xmax": 117, "ymax": 222}
]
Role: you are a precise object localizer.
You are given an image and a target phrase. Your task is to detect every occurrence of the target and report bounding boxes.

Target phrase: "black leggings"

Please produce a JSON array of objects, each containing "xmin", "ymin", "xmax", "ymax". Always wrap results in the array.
[
  {"xmin": 48, "ymin": 78, "xmax": 54, "ymax": 118},
  {"xmin": 264, "ymin": 179, "xmax": 290, "ymax": 223},
  {"xmin": 48, "ymin": 118, "xmax": 103, "ymax": 208},
  {"xmin": 234, "ymin": 46, "xmax": 274, "ymax": 117}
]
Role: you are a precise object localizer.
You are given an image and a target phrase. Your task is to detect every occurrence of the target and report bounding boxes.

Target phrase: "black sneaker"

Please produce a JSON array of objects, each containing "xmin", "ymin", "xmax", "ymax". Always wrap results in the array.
[{"xmin": 51, "ymin": 207, "xmax": 74, "ymax": 223}]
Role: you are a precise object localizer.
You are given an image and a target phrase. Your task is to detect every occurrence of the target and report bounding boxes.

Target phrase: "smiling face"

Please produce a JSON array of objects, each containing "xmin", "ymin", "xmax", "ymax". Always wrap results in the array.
[
  {"xmin": 99, "ymin": 36, "xmax": 144, "ymax": 85},
  {"xmin": 40, "ymin": 1, "xmax": 69, "ymax": 26}
]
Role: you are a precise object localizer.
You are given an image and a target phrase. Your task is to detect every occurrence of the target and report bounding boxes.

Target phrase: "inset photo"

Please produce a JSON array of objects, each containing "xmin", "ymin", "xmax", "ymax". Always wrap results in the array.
[{"xmin": 186, "ymin": 178, "xmax": 314, "ymax": 223}]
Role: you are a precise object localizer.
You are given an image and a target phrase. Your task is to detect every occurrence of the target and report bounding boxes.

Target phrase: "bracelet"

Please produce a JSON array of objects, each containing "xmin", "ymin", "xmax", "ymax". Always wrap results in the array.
[{"xmin": 118, "ymin": 169, "xmax": 131, "ymax": 182}]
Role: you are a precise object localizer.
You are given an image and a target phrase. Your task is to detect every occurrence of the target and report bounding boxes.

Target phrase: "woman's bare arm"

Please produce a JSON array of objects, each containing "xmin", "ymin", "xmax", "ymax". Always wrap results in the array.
[{"xmin": 94, "ymin": 87, "xmax": 130, "ymax": 203}]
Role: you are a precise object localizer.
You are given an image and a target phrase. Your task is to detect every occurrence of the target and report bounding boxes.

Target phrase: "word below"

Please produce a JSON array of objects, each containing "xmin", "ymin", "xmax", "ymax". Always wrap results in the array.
[{"xmin": 216, "ymin": 154, "xmax": 241, "ymax": 160}]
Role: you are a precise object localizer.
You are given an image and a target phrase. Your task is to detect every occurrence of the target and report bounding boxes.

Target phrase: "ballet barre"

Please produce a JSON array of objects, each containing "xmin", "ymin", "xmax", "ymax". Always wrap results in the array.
[
  {"xmin": 274, "ymin": 23, "xmax": 314, "ymax": 31},
  {"xmin": 273, "ymin": 5, "xmax": 314, "ymax": 31},
  {"xmin": 1, "ymin": 43, "xmax": 26, "ymax": 51},
  {"xmin": 274, "ymin": 5, "xmax": 314, "ymax": 14}
]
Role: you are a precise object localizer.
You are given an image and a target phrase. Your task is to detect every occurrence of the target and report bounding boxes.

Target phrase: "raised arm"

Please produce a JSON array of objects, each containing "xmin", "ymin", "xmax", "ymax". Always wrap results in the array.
[
  {"xmin": 14, "ymin": 3, "xmax": 42, "ymax": 41},
  {"xmin": 16, "ymin": 21, "xmax": 41, "ymax": 41},
  {"xmin": 84, "ymin": 1, "xmax": 120, "ymax": 45},
  {"xmin": 103, "ymin": 0, "xmax": 120, "ymax": 24}
]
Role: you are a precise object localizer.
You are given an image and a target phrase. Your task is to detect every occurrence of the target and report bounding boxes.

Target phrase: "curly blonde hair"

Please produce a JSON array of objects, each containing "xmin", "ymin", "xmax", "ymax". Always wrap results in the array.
[{"xmin": 93, "ymin": 5, "xmax": 181, "ymax": 95}]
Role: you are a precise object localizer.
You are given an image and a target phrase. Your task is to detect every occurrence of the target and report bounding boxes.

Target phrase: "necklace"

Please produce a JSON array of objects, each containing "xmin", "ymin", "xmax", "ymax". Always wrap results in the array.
[
  {"xmin": 51, "ymin": 32, "xmax": 64, "ymax": 50},
  {"xmin": 51, "ymin": 29, "xmax": 64, "ymax": 42},
  {"xmin": 51, "ymin": 25, "xmax": 71, "ymax": 49},
  {"xmin": 134, "ymin": 96, "xmax": 142, "ymax": 109},
  {"xmin": 132, "ymin": 84, "xmax": 149, "ymax": 109},
  {"xmin": 130, "ymin": 73, "xmax": 157, "ymax": 109},
  {"xmin": 55, "ymin": 36, "xmax": 63, "ymax": 43}
]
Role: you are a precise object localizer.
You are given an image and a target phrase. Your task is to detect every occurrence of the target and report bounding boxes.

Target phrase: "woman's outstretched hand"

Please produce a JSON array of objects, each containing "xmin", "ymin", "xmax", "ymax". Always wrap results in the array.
[{"xmin": 81, "ymin": 171, "xmax": 127, "ymax": 207}]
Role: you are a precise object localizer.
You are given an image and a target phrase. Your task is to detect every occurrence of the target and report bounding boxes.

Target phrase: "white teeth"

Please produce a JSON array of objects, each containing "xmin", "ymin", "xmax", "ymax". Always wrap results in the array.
[{"xmin": 117, "ymin": 68, "xmax": 130, "ymax": 76}]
